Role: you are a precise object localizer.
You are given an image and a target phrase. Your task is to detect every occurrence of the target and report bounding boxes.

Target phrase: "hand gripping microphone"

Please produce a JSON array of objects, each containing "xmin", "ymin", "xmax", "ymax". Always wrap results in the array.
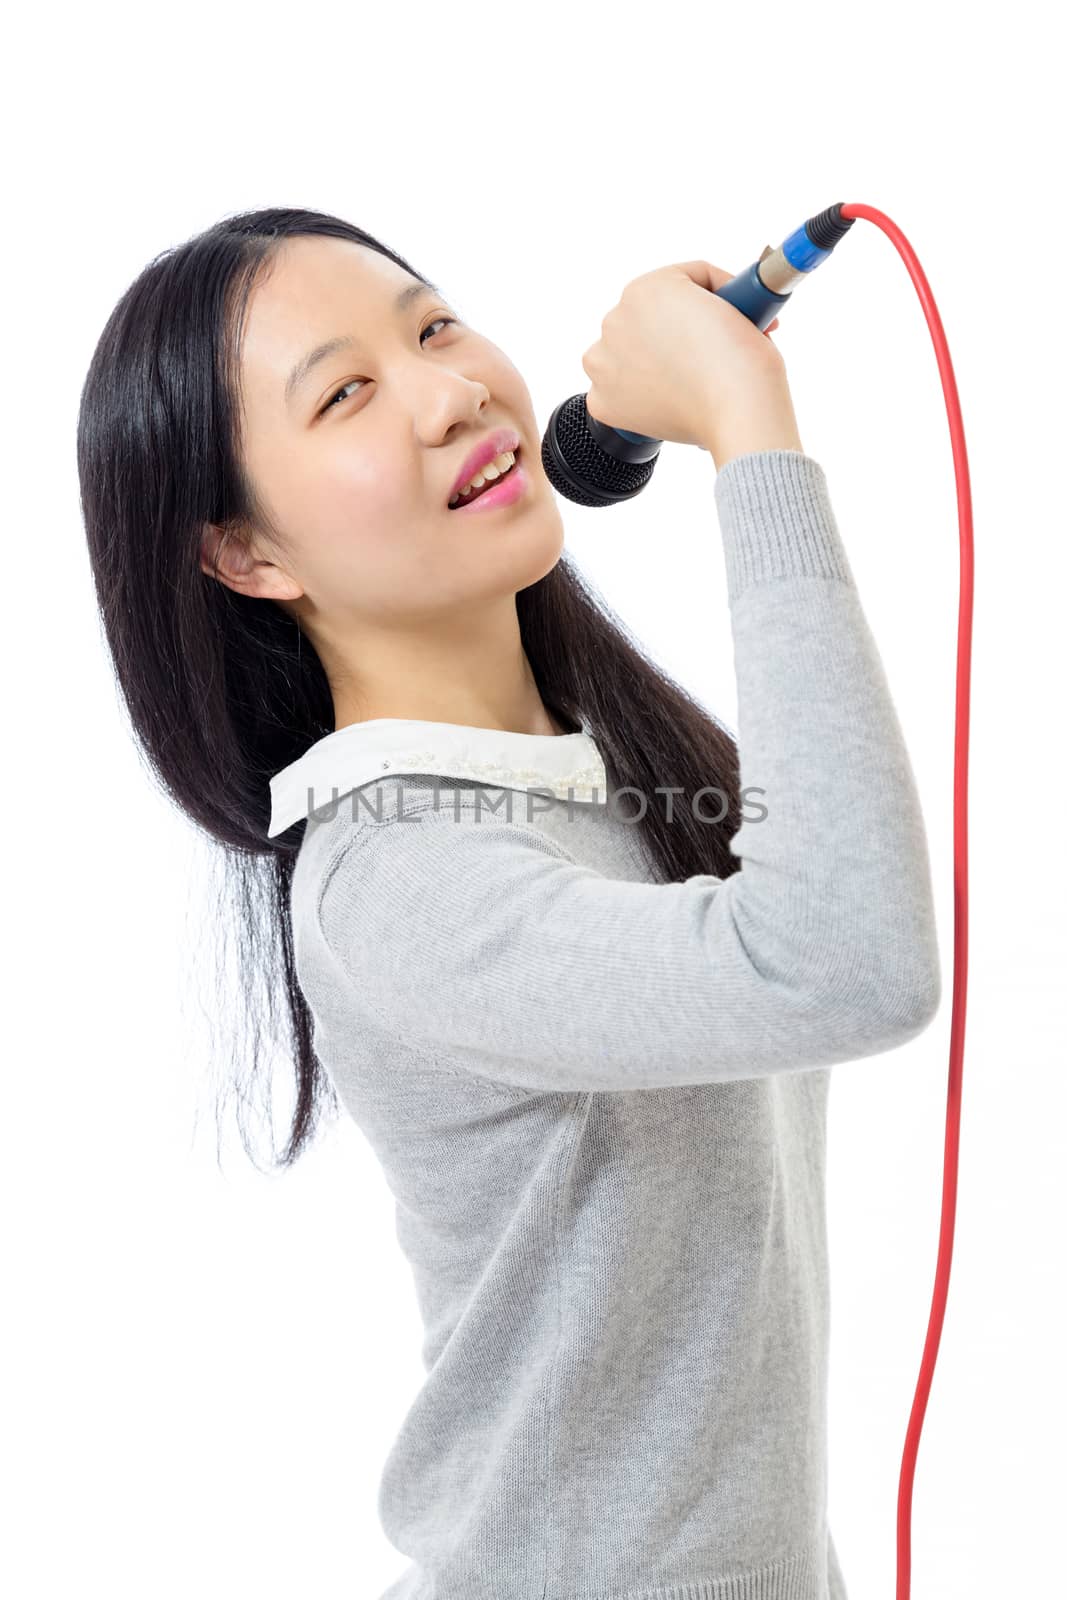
[{"xmin": 540, "ymin": 201, "xmax": 856, "ymax": 506}]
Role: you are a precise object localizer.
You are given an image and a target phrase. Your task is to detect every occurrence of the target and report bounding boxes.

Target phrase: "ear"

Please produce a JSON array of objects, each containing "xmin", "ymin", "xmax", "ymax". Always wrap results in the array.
[
  {"xmin": 199, "ymin": 522, "xmax": 303, "ymax": 601},
  {"xmin": 199, "ymin": 521, "xmax": 243, "ymax": 582}
]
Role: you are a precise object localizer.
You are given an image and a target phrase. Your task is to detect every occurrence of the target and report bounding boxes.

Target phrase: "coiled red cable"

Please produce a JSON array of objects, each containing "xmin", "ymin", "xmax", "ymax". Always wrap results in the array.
[{"xmin": 837, "ymin": 203, "xmax": 972, "ymax": 1599}]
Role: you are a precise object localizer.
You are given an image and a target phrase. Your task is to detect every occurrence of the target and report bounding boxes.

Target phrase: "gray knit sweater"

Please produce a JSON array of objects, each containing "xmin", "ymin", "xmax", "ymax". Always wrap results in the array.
[{"xmin": 270, "ymin": 451, "xmax": 942, "ymax": 1600}]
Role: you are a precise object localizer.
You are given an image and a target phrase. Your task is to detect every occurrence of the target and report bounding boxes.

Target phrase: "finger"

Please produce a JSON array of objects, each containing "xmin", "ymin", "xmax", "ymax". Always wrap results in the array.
[{"xmin": 663, "ymin": 260, "xmax": 739, "ymax": 294}]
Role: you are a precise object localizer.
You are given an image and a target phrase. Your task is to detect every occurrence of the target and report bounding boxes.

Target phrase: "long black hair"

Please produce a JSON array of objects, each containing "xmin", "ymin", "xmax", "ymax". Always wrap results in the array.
[{"xmin": 76, "ymin": 205, "xmax": 742, "ymax": 1171}]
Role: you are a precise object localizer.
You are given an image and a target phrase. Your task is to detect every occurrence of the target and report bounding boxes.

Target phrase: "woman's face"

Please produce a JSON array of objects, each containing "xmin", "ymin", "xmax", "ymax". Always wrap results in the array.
[{"xmin": 216, "ymin": 235, "xmax": 563, "ymax": 632}]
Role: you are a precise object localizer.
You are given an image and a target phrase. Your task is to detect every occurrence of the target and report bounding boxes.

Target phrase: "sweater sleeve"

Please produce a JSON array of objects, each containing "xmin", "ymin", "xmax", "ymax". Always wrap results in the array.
[{"xmin": 316, "ymin": 450, "xmax": 942, "ymax": 1094}]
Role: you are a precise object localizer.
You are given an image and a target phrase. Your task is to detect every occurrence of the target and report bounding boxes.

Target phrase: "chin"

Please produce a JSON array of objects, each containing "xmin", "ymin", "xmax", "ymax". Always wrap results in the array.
[{"xmin": 514, "ymin": 515, "xmax": 566, "ymax": 588}]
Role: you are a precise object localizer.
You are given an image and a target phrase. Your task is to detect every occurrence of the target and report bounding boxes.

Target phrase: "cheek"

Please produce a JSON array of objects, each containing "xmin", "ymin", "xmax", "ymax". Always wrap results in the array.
[
  {"xmin": 318, "ymin": 447, "xmax": 438, "ymax": 532},
  {"xmin": 292, "ymin": 449, "xmax": 417, "ymax": 547},
  {"xmin": 303, "ymin": 463, "xmax": 451, "ymax": 609}
]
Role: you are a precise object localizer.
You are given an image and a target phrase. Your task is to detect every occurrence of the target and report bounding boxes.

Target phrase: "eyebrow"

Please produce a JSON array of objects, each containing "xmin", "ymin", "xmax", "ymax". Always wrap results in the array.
[{"xmin": 284, "ymin": 280, "xmax": 440, "ymax": 407}]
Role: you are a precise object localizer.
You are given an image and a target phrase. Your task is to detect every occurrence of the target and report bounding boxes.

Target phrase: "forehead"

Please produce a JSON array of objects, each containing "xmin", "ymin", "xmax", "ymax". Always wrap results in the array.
[{"xmin": 239, "ymin": 236, "xmax": 420, "ymax": 397}]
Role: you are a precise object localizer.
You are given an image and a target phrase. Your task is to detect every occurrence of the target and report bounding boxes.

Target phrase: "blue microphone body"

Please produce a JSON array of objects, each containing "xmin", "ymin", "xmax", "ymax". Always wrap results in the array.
[{"xmin": 542, "ymin": 203, "xmax": 855, "ymax": 506}]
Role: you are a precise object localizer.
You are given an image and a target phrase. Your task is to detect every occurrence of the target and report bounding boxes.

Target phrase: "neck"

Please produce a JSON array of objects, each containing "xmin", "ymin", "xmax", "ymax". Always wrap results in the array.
[{"xmin": 324, "ymin": 597, "xmax": 567, "ymax": 738}]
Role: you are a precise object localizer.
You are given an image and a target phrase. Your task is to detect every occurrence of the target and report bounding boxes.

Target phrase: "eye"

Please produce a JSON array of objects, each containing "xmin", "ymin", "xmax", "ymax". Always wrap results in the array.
[{"xmin": 318, "ymin": 316, "xmax": 459, "ymax": 415}]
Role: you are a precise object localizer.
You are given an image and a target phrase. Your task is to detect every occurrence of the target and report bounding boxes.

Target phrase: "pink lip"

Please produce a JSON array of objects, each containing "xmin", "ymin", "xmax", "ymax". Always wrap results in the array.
[
  {"xmin": 448, "ymin": 455, "xmax": 529, "ymax": 515},
  {"xmin": 448, "ymin": 426, "xmax": 521, "ymax": 501}
]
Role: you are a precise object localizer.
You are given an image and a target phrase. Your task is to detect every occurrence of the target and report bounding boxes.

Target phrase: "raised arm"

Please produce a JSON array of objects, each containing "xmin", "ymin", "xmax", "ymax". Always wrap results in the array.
[{"xmin": 317, "ymin": 451, "xmax": 941, "ymax": 1095}]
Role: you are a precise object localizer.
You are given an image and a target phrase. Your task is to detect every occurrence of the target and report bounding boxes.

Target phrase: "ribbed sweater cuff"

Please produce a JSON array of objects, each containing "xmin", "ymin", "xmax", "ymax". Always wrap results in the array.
[{"xmin": 712, "ymin": 449, "xmax": 855, "ymax": 605}]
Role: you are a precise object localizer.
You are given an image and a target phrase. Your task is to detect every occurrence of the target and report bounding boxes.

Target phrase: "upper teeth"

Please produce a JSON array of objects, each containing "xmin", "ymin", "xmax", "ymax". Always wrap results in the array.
[{"xmin": 449, "ymin": 450, "xmax": 516, "ymax": 505}]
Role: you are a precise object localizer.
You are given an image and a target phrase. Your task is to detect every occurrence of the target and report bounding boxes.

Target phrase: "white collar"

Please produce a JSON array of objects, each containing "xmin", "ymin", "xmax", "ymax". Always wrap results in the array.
[{"xmin": 267, "ymin": 717, "xmax": 609, "ymax": 838}]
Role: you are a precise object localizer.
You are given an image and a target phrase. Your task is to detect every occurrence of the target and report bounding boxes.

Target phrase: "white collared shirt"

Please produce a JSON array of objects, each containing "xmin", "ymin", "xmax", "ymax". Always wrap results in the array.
[{"xmin": 267, "ymin": 716, "xmax": 610, "ymax": 838}]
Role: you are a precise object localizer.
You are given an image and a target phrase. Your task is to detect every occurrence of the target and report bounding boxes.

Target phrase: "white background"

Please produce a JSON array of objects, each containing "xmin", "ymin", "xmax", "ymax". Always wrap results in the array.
[{"xmin": 3, "ymin": 3, "xmax": 1063, "ymax": 1597}]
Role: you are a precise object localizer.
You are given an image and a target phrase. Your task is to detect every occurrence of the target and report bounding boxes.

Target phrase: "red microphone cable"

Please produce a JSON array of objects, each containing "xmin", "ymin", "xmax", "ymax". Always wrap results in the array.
[{"xmin": 837, "ymin": 202, "xmax": 973, "ymax": 1600}]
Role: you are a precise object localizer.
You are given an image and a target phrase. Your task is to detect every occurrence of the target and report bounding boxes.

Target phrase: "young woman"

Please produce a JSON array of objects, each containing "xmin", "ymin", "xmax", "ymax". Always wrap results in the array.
[{"xmin": 77, "ymin": 206, "xmax": 940, "ymax": 1600}]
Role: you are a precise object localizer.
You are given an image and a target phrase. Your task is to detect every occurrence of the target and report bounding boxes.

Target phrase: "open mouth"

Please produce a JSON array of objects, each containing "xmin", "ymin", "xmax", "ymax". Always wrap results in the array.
[{"xmin": 447, "ymin": 446, "xmax": 521, "ymax": 509}]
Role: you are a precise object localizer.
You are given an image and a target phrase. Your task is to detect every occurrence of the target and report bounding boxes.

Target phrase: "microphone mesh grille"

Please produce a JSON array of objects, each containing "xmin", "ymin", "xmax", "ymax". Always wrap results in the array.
[{"xmin": 541, "ymin": 394, "xmax": 656, "ymax": 506}]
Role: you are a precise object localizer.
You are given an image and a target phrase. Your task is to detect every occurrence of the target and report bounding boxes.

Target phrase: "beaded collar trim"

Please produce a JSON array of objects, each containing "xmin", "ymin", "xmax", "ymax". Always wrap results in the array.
[{"xmin": 267, "ymin": 717, "xmax": 609, "ymax": 838}]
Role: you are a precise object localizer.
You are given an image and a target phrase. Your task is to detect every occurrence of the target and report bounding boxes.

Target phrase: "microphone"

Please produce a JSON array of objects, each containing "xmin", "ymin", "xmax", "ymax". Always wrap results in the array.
[{"xmin": 540, "ymin": 202, "xmax": 857, "ymax": 507}]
